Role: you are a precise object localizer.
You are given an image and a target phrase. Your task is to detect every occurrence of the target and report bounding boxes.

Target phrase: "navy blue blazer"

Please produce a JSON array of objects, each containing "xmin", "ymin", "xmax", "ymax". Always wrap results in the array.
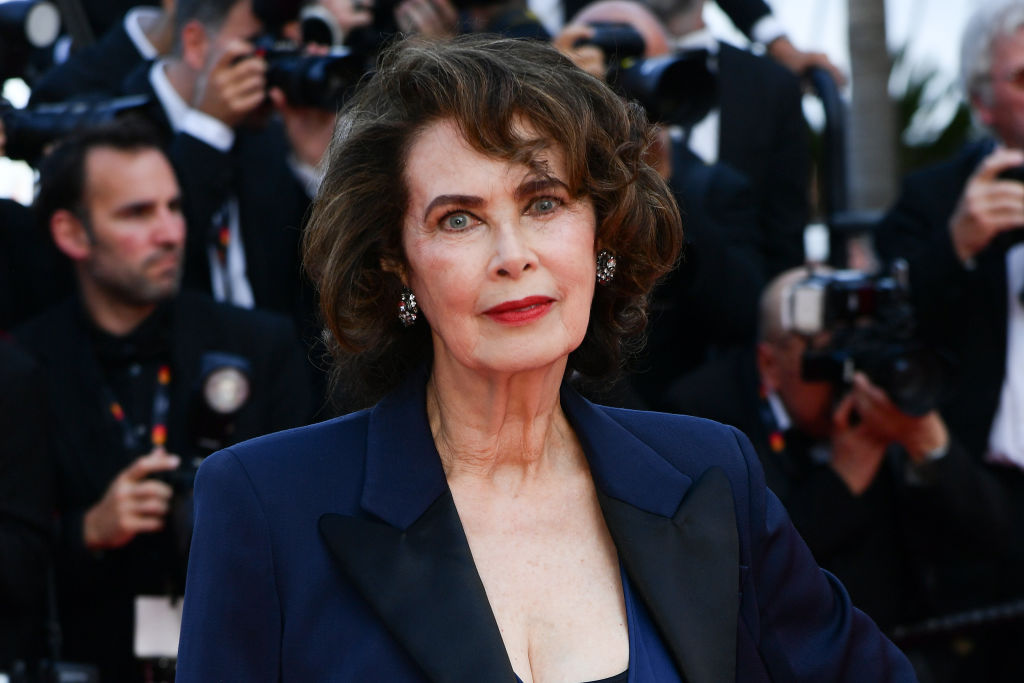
[{"xmin": 176, "ymin": 371, "xmax": 914, "ymax": 682}]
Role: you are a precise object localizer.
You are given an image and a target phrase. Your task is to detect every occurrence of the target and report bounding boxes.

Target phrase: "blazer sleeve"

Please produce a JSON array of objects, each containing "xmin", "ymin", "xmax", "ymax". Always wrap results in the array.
[
  {"xmin": 176, "ymin": 448, "xmax": 282, "ymax": 682},
  {"xmin": 732, "ymin": 429, "xmax": 916, "ymax": 681}
]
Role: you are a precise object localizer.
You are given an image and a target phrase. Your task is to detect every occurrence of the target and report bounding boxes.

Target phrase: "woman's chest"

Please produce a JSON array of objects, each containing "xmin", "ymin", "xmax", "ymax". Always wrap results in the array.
[{"xmin": 457, "ymin": 496, "xmax": 630, "ymax": 682}]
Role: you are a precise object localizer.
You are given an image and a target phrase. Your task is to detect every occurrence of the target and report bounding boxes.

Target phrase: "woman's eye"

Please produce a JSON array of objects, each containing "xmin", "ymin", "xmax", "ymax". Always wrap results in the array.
[
  {"xmin": 530, "ymin": 197, "xmax": 561, "ymax": 214},
  {"xmin": 443, "ymin": 212, "xmax": 473, "ymax": 231}
]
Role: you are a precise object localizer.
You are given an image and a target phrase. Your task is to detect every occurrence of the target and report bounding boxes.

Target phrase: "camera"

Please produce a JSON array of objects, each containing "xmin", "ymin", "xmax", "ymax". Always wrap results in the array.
[
  {"xmin": 0, "ymin": 0, "xmax": 61, "ymax": 84},
  {"xmin": 575, "ymin": 22, "xmax": 718, "ymax": 127},
  {"xmin": 0, "ymin": 95, "xmax": 151, "ymax": 164},
  {"xmin": 252, "ymin": 35, "xmax": 369, "ymax": 110},
  {"xmin": 784, "ymin": 264, "xmax": 951, "ymax": 416},
  {"xmin": 993, "ymin": 165, "xmax": 1024, "ymax": 250}
]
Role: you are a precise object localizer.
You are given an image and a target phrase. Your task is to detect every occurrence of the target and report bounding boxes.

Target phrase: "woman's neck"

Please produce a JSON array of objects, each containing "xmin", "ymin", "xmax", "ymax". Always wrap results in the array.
[{"xmin": 426, "ymin": 357, "xmax": 582, "ymax": 487}]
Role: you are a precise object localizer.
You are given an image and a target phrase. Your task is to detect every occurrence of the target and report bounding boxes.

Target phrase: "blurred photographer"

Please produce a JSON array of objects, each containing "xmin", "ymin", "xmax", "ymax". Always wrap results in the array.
[
  {"xmin": 665, "ymin": 267, "xmax": 1013, "ymax": 642},
  {"xmin": 556, "ymin": 1, "xmax": 765, "ymax": 407},
  {"xmin": 875, "ymin": 7, "xmax": 1024, "ymax": 674},
  {"xmin": 113, "ymin": 0, "xmax": 339, "ymax": 335},
  {"xmin": 649, "ymin": 0, "xmax": 810, "ymax": 278},
  {"xmin": 877, "ymin": 1, "xmax": 1024, "ymax": 480},
  {"xmin": 13, "ymin": 119, "xmax": 314, "ymax": 682}
]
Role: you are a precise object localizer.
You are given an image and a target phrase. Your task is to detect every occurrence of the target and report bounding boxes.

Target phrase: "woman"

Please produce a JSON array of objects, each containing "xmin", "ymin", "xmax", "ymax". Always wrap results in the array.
[{"xmin": 176, "ymin": 35, "xmax": 913, "ymax": 681}]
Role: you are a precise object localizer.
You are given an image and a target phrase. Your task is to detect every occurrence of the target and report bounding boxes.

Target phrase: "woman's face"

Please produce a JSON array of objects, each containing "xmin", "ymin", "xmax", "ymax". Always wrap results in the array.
[{"xmin": 401, "ymin": 118, "xmax": 597, "ymax": 377}]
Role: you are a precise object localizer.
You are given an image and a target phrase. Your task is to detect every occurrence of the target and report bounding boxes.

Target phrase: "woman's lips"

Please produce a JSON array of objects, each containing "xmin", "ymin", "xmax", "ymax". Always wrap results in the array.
[{"xmin": 483, "ymin": 296, "xmax": 555, "ymax": 325}]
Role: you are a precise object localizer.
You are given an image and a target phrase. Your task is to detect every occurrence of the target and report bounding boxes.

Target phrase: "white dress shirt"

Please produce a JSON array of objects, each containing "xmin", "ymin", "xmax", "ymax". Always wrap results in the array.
[
  {"xmin": 986, "ymin": 243, "xmax": 1024, "ymax": 469},
  {"xmin": 149, "ymin": 61, "xmax": 255, "ymax": 309}
]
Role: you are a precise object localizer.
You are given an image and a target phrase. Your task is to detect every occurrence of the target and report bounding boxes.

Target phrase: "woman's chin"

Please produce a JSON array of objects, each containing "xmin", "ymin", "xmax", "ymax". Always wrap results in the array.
[{"xmin": 444, "ymin": 340, "xmax": 581, "ymax": 378}]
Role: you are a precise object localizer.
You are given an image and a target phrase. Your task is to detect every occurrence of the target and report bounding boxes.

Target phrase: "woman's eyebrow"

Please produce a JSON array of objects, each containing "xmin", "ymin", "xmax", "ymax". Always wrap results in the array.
[
  {"xmin": 422, "ymin": 194, "xmax": 483, "ymax": 221},
  {"xmin": 515, "ymin": 177, "xmax": 567, "ymax": 201}
]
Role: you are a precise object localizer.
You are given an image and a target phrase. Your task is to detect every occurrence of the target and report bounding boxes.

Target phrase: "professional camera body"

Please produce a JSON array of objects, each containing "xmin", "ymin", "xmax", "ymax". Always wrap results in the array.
[
  {"xmin": 576, "ymin": 22, "xmax": 718, "ymax": 127},
  {"xmin": 783, "ymin": 265, "xmax": 950, "ymax": 416},
  {"xmin": 0, "ymin": 95, "xmax": 151, "ymax": 164},
  {"xmin": 251, "ymin": 35, "xmax": 369, "ymax": 110}
]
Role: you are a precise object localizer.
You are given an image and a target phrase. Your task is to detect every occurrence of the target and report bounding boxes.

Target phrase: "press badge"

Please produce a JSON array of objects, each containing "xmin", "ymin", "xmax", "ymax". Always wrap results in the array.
[{"xmin": 134, "ymin": 595, "xmax": 184, "ymax": 658}]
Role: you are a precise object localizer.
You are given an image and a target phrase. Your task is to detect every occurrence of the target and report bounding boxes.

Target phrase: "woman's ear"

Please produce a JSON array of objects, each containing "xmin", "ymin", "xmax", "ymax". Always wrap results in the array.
[{"xmin": 50, "ymin": 210, "xmax": 92, "ymax": 261}]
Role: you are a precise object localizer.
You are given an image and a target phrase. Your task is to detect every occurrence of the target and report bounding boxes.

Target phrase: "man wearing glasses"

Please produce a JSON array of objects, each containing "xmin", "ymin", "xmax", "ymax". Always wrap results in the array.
[{"xmin": 875, "ymin": 2, "xmax": 1024, "ymax": 679}]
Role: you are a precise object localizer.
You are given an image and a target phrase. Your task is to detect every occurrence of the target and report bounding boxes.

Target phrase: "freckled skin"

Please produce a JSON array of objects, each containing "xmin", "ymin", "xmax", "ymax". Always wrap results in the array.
[{"xmin": 402, "ymin": 119, "xmax": 598, "ymax": 380}]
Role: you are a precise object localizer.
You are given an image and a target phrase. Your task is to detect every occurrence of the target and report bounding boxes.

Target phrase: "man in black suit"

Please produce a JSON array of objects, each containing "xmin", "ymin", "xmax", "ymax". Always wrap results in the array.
[
  {"xmin": 665, "ymin": 267, "xmax": 1012, "ymax": 634},
  {"xmin": 647, "ymin": 0, "xmax": 810, "ymax": 277},
  {"xmin": 0, "ymin": 338, "xmax": 52, "ymax": 676},
  {"xmin": 874, "ymin": 8, "xmax": 1024, "ymax": 673},
  {"xmin": 875, "ymin": 1, "xmax": 1024, "ymax": 589},
  {"xmin": 14, "ymin": 120, "xmax": 314, "ymax": 681},
  {"xmin": 116, "ymin": 0, "xmax": 335, "ymax": 334},
  {"xmin": 558, "ymin": 0, "xmax": 790, "ymax": 406}
]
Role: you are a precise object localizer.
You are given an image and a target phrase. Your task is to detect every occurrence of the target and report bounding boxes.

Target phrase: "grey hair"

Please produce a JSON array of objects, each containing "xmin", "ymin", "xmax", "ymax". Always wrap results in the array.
[{"xmin": 961, "ymin": 0, "xmax": 1024, "ymax": 105}]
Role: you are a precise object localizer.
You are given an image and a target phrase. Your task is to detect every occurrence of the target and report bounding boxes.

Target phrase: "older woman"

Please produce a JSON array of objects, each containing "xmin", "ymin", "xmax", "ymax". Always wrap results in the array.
[{"xmin": 175, "ymin": 35, "xmax": 913, "ymax": 682}]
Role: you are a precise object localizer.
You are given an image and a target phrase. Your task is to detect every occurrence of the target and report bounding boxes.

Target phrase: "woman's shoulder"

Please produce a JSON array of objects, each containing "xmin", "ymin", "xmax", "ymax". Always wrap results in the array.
[
  {"xmin": 197, "ymin": 407, "xmax": 374, "ymax": 488},
  {"xmin": 598, "ymin": 404, "xmax": 749, "ymax": 451},
  {"xmin": 590, "ymin": 403, "xmax": 761, "ymax": 486}
]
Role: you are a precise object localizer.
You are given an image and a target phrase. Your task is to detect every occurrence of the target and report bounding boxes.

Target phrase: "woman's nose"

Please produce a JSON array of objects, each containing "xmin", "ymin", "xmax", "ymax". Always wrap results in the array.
[{"xmin": 490, "ymin": 223, "xmax": 536, "ymax": 278}]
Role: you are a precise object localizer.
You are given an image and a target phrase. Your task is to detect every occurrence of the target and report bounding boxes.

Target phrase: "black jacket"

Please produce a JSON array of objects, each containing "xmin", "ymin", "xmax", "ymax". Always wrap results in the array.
[
  {"xmin": 664, "ymin": 346, "xmax": 1014, "ymax": 627},
  {"xmin": 14, "ymin": 291, "xmax": 316, "ymax": 681},
  {"xmin": 0, "ymin": 337, "xmax": 52, "ymax": 670},
  {"xmin": 716, "ymin": 42, "xmax": 810, "ymax": 277}
]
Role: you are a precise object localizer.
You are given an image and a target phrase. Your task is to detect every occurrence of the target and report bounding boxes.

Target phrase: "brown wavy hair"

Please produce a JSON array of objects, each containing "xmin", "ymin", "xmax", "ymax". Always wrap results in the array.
[{"xmin": 303, "ymin": 34, "xmax": 682, "ymax": 407}]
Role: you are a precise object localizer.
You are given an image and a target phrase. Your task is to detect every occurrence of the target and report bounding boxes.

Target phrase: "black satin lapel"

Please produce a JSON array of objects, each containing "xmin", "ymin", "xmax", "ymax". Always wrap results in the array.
[
  {"xmin": 598, "ymin": 467, "xmax": 738, "ymax": 683},
  {"xmin": 319, "ymin": 491, "xmax": 516, "ymax": 683}
]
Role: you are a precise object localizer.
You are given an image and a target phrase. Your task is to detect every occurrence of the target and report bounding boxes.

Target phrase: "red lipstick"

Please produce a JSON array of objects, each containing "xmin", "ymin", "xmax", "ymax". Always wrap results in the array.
[{"xmin": 483, "ymin": 296, "xmax": 554, "ymax": 325}]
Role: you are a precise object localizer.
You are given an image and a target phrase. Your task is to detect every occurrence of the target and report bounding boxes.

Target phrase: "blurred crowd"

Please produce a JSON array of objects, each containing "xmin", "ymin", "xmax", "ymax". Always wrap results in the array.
[{"xmin": 1, "ymin": 0, "xmax": 1023, "ymax": 681}]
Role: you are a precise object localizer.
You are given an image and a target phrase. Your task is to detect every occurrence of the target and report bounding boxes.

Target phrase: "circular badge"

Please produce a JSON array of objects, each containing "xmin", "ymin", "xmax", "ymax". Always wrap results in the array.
[{"xmin": 203, "ymin": 366, "xmax": 251, "ymax": 414}]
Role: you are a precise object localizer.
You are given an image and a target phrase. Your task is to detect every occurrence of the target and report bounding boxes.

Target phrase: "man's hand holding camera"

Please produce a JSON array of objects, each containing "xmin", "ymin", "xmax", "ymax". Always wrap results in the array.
[
  {"xmin": 830, "ymin": 372, "xmax": 949, "ymax": 495},
  {"xmin": 82, "ymin": 448, "xmax": 180, "ymax": 550},
  {"xmin": 554, "ymin": 24, "xmax": 607, "ymax": 80},
  {"xmin": 193, "ymin": 39, "xmax": 268, "ymax": 128},
  {"xmin": 949, "ymin": 146, "xmax": 1024, "ymax": 263}
]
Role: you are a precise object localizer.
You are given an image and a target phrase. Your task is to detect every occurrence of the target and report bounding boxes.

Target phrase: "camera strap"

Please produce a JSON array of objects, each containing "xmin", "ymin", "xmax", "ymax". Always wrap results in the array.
[{"xmin": 102, "ymin": 364, "xmax": 172, "ymax": 453}]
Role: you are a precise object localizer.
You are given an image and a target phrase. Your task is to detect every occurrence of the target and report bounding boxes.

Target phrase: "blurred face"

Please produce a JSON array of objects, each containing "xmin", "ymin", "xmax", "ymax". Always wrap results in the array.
[
  {"xmin": 201, "ymin": 0, "xmax": 262, "ymax": 67},
  {"xmin": 758, "ymin": 332, "xmax": 835, "ymax": 439},
  {"xmin": 81, "ymin": 147, "xmax": 186, "ymax": 305},
  {"xmin": 401, "ymin": 119, "xmax": 598, "ymax": 377},
  {"xmin": 571, "ymin": 0, "xmax": 672, "ymax": 58},
  {"xmin": 977, "ymin": 27, "xmax": 1024, "ymax": 149}
]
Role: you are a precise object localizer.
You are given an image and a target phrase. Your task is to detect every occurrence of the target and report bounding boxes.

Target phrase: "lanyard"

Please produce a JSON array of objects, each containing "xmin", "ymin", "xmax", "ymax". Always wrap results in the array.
[
  {"xmin": 756, "ymin": 384, "xmax": 787, "ymax": 454},
  {"xmin": 104, "ymin": 364, "xmax": 172, "ymax": 453},
  {"xmin": 211, "ymin": 204, "xmax": 234, "ymax": 303}
]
